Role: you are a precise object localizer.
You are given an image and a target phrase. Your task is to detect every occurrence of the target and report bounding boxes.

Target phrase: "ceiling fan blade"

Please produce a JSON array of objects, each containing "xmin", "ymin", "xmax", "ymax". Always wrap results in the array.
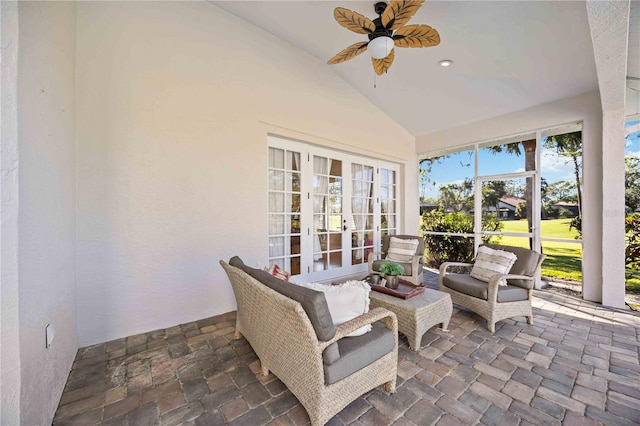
[
  {"xmin": 393, "ymin": 24, "xmax": 440, "ymax": 48},
  {"xmin": 372, "ymin": 49, "xmax": 395, "ymax": 75},
  {"xmin": 381, "ymin": 0, "xmax": 424, "ymax": 30},
  {"xmin": 334, "ymin": 7, "xmax": 376, "ymax": 34},
  {"xmin": 327, "ymin": 41, "xmax": 369, "ymax": 64}
]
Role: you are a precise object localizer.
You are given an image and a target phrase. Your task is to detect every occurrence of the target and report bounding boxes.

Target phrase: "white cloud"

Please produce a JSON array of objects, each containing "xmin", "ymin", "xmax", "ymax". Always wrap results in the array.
[
  {"xmin": 627, "ymin": 150, "xmax": 640, "ymax": 159},
  {"xmin": 540, "ymin": 151, "xmax": 575, "ymax": 175}
]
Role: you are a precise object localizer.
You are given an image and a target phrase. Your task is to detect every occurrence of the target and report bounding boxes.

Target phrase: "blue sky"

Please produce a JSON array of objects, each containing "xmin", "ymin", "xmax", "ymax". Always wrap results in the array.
[{"xmin": 420, "ymin": 125, "xmax": 640, "ymax": 200}]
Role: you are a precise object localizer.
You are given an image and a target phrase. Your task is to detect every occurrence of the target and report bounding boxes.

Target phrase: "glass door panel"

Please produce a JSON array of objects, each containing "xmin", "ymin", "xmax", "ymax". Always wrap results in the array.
[
  {"xmin": 268, "ymin": 147, "xmax": 302, "ymax": 275},
  {"xmin": 380, "ymin": 167, "xmax": 398, "ymax": 242},
  {"xmin": 351, "ymin": 163, "xmax": 375, "ymax": 265},
  {"xmin": 312, "ymin": 155, "xmax": 344, "ymax": 272}
]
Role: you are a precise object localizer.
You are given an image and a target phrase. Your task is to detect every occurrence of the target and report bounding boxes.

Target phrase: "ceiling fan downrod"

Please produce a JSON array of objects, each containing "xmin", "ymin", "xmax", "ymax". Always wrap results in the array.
[{"xmin": 369, "ymin": 2, "xmax": 392, "ymax": 41}]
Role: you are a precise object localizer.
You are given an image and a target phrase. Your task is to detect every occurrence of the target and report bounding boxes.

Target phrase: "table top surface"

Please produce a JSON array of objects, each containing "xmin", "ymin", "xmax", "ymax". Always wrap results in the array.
[{"xmin": 370, "ymin": 286, "xmax": 450, "ymax": 309}]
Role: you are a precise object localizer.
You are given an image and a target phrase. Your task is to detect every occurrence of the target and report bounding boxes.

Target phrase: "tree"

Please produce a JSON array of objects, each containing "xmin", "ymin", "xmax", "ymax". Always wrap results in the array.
[
  {"xmin": 626, "ymin": 156, "xmax": 640, "ymax": 212},
  {"xmin": 544, "ymin": 132, "xmax": 582, "ymax": 215},
  {"xmin": 546, "ymin": 180, "xmax": 578, "ymax": 203},
  {"xmin": 438, "ymin": 178, "xmax": 474, "ymax": 212},
  {"xmin": 485, "ymin": 140, "xmax": 536, "ymax": 247},
  {"xmin": 482, "ymin": 180, "xmax": 507, "ymax": 216}
]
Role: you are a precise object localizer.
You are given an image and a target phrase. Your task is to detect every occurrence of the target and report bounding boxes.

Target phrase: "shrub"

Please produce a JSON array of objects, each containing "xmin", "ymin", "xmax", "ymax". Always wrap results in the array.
[
  {"xmin": 626, "ymin": 214, "xmax": 640, "ymax": 272},
  {"xmin": 569, "ymin": 215, "xmax": 582, "ymax": 238},
  {"xmin": 421, "ymin": 209, "xmax": 504, "ymax": 267}
]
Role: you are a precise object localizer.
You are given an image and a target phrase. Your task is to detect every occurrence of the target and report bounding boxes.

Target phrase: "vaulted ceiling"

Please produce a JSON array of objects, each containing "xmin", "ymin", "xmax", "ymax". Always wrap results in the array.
[{"xmin": 214, "ymin": 1, "xmax": 604, "ymax": 137}]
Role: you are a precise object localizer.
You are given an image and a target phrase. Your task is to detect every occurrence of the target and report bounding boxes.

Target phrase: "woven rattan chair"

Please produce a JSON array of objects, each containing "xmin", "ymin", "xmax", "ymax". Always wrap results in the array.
[
  {"xmin": 221, "ymin": 260, "xmax": 398, "ymax": 426},
  {"xmin": 438, "ymin": 244, "xmax": 545, "ymax": 332},
  {"xmin": 368, "ymin": 235, "xmax": 424, "ymax": 285}
]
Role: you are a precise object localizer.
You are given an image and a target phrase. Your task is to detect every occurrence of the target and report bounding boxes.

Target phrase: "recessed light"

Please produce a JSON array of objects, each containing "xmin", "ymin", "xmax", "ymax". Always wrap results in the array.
[{"xmin": 439, "ymin": 59, "xmax": 453, "ymax": 67}]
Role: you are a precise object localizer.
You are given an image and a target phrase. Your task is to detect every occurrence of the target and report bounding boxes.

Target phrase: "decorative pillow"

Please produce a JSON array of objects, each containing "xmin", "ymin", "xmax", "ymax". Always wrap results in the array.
[
  {"xmin": 268, "ymin": 264, "xmax": 290, "ymax": 281},
  {"xmin": 296, "ymin": 280, "xmax": 371, "ymax": 337},
  {"xmin": 386, "ymin": 237, "xmax": 419, "ymax": 263},
  {"xmin": 470, "ymin": 246, "xmax": 518, "ymax": 286}
]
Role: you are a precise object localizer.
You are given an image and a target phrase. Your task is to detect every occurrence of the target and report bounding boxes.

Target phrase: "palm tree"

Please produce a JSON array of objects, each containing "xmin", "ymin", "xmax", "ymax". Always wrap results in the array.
[
  {"xmin": 544, "ymin": 132, "xmax": 582, "ymax": 215},
  {"xmin": 485, "ymin": 140, "xmax": 536, "ymax": 247}
]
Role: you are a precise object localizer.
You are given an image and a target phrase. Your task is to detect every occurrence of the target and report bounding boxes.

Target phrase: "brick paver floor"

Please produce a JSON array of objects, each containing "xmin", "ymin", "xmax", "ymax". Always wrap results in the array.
[{"xmin": 54, "ymin": 270, "xmax": 640, "ymax": 425}]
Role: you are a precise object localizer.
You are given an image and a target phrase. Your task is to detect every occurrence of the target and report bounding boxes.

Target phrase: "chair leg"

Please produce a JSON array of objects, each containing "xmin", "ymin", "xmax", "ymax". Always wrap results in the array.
[
  {"xmin": 384, "ymin": 379, "xmax": 396, "ymax": 393},
  {"xmin": 261, "ymin": 363, "xmax": 269, "ymax": 376},
  {"xmin": 487, "ymin": 322, "xmax": 495, "ymax": 333},
  {"xmin": 526, "ymin": 316, "xmax": 533, "ymax": 325}
]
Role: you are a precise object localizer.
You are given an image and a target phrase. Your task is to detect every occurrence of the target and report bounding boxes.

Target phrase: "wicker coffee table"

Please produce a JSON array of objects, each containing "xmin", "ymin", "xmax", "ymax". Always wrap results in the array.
[{"xmin": 369, "ymin": 285, "xmax": 452, "ymax": 351}]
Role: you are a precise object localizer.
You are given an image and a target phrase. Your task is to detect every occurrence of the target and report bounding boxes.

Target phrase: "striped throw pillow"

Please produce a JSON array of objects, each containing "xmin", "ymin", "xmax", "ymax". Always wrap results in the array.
[
  {"xmin": 386, "ymin": 237, "xmax": 419, "ymax": 263},
  {"xmin": 268, "ymin": 264, "xmax": 290, "ymax": 281},
  {"xmin": 470, "ymin": 246, "xmax": 517, "ymax": 285}
]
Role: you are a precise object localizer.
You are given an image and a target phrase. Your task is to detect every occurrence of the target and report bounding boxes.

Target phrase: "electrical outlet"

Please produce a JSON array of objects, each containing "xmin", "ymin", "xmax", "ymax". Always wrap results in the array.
[{"xmin": 45, "ymin": 324, "xmax": 55, "ymax": 348}]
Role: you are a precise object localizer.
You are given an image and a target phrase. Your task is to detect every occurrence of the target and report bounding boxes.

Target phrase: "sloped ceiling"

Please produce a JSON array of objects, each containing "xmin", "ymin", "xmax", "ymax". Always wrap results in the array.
[{"xmin": 214, "ymin": 1, "xmax": 599, "ymax": 137}]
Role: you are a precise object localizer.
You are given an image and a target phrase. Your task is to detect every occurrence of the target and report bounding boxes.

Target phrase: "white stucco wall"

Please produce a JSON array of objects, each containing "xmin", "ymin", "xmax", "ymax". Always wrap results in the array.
[
  {"xmin": 415, "ymin": 91, "xmax": 607, "ymax": 304},
  {"xmin": 1, "ymin": 3, "xmax": 22, "ymax": 424},
  {"xmin": 75, "ymin": 1, "xmax": 416, "ymax": 346},
  {"xmin": 1, "ymin": 2, "xmax": 78, "ymax": 424}
]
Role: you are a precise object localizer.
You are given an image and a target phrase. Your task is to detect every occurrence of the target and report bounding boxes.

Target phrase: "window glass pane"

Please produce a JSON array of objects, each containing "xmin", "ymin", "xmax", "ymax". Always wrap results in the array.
[
  {"xmin": 314, "ymin": 215, "xmax": 327, "ymax": 231},
  {"xmin": 540, "ymin": 131, "xmax": 582, "ymax": 238},
  {"xmin": 289, "ymin": 215, "xmax": 301, "ymax": 233},
  {"xmin": 365, "ymin": 166, "xmax": 374, "ymax": 181},
  {"xmin": 314, "ymin": 157, "xmax": 328, "ymax": 174},
  {"xmin": 420, "ymin": 149, "xmax": 475, "ymax": 214},
  {"xmin": 328, "ymin": 215, "xmax": 341, "ymax": 232},
  {"xmin": 269, "ymin": 215, "xmax": 284, "ymax": 235},
  {"xmin": 269, "ymin": 237, "xmax": 284, "ymax": 257},
  {"xmin": 269, "ymin": 193, "xmax": 284, "ymax": 212},
  {"xmin": 269, "ymin": 170, "xmax": 284, "ymax": 191},
  {"xmin": 314, "ymin": 176, "xmax": 328, "ymax": 193},
  {"xmin": 313, "ymin": 196, "xmax": 326, "ymax": 214},
  {"xmin": 541, "ymin": 241, "xmax": 582, "ymax": 283},
  {"xmin": 287, "ymin": 151, "xmax": 300, "ymax": 171},
  {"xmin": 330, "ymin": 160, "xmax": 342, "ymax": 177},
  {"xmin": 269, "ymin": 148, "xmax": 284, "ymax": 169},
  {"xmin": 478, "ymin": 139, "xmax": 534, "ymax": 176},
  {"xmin": 288, "ymin": 172, "xmax": 301, "ymax": 192},
  {"xmin": 288, "ymin": 193, "xmax": 301, "ymax": 213}
]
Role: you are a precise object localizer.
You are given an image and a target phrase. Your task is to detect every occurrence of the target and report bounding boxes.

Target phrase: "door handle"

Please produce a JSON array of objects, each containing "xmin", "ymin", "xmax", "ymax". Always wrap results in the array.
[{"xmin": 343, "ymin": 225, "xmax": 347, "ymax": 231}]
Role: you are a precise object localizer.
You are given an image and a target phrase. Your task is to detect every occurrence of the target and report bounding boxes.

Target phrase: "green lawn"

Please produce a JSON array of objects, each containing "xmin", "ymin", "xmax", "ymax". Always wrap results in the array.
[
  {"xmin": 422, "ymin": 216, "xmax": 638, "ymax": 292},
  {"xmin": 497, "ymin": 219, "xmax": 583, "ymax": 282}
]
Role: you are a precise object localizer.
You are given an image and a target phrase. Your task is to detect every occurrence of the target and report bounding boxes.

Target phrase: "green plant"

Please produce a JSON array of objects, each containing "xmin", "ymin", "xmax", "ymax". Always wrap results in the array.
[
  {"xmin": 379, "ymin": 261, "xmax": 404, "ymax": 276},
  {"xmin": 626, "ymin": 213, "xmax": 640, "ymax": 271},
  {"xmin": 420, "ymin": 209, "xmax": 504, "ymax": 267}
]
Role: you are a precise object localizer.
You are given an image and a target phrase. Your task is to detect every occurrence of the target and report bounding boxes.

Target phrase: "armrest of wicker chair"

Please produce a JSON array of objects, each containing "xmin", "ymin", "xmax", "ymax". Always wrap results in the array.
[
  {"xmin": 486, "ymin": 273, "xmax": 535, "ymax": 302},
  {"xmin": 319, "ymin": 308, "xmax": 398, "ymax": 350}
]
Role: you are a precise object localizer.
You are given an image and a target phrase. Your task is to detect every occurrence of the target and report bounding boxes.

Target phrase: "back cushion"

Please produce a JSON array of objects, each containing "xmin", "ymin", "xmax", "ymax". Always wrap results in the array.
[
  {"xmin": 386, "ymin": 237, "xmax": 420, "ymax": 263},
  {"xmin": 483, "ymin": 244, "xmax": 545, "ymax": 288},
  {"xmin": 228, "ymin": 257, "xmax": 336, "ymax": 341},
  {"xmin": 470, "ymin": 246, "xmax": 517, "ymax": 285}
]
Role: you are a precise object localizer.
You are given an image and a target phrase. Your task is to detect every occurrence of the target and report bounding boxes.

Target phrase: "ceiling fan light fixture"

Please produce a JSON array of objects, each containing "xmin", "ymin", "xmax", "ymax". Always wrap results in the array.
[{"xmin": 369, "ymin": 36, "xmax": 394, "ymax": 59}]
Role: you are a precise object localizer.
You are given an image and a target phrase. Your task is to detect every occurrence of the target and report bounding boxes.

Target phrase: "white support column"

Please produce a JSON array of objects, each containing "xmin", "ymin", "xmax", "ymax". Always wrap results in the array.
[{"xmin": 586, "ymin": 0, "xmax": 630, "ymax": 308}]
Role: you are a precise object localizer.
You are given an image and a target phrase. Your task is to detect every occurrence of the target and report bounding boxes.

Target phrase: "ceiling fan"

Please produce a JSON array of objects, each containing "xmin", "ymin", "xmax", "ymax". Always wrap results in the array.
[{"xmin": 327, "ymin": 0, "xmax": 440, "ymax": 75}]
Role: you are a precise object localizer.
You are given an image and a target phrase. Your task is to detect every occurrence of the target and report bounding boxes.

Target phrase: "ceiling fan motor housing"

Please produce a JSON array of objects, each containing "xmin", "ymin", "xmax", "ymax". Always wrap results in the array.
[{"xmin": 368, "ymin": 17, "xmax": 393, "ymax": 41}]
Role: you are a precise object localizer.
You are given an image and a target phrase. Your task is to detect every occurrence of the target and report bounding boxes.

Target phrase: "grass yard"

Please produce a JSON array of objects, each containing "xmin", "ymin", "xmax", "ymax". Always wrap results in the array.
[{"xmin": 497, "ymin": 219, "xmax": 583, "ymax": 282}]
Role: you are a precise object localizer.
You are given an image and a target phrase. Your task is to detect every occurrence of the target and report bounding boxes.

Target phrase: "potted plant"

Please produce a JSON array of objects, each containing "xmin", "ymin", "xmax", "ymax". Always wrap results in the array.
[{"xmin": 379, "ymin": 261, "xmax": 404, "ymax": 289}]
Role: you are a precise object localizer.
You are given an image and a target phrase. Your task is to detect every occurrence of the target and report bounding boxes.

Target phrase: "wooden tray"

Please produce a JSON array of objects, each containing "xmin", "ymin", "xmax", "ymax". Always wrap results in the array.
[{"xmin": 366, "ymin": 277, "xmax": 426, "ymax": 299}]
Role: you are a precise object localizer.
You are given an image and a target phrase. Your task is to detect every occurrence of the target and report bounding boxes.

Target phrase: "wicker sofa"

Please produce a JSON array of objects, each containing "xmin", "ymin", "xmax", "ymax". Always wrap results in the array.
[
  {"xmin": 220, "ymin": 257, "xmax": 398, "ymax": 426},
  {"xmin": 439, "ymin": 244, "xmax": 545, "ymax": 333}
]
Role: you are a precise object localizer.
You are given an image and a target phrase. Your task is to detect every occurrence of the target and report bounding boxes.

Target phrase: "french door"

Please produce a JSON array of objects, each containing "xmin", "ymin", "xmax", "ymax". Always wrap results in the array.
[{"xmin": 267, "ymin": 137, "xmax": 399, "ymax": 282}]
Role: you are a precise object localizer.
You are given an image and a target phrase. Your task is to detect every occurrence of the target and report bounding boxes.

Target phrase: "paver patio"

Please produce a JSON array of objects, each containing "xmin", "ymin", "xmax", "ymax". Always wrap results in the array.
[{"xmin": 54, "ymin": 270, "xmax": 640, "ymax": 425}]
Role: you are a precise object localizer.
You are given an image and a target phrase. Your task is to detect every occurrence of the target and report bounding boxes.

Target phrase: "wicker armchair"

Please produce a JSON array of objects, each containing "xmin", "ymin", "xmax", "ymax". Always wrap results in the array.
[
  {"xmin": 221, "ymin": 260, "xmax": 398, "ymax": 426},
  {"xmin": 438, "ymin": 244, "xmax": 545, "ymax": 332},
  {"xmin": 368, "ymin": 235, "xmax": 424, "ymax": 285}
]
